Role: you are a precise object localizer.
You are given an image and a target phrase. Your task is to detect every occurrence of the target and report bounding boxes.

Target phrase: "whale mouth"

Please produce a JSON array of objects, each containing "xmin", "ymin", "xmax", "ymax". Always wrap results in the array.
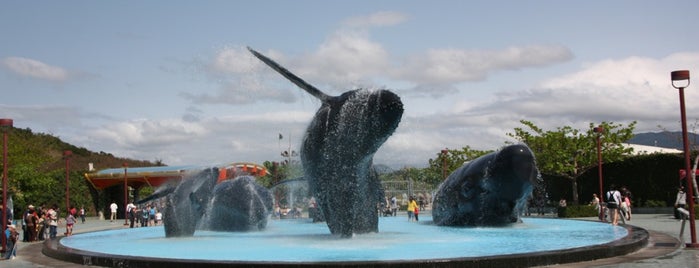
[{"xmin": 373, "ymin": 90, "xmax": 403, "ymax": 125}]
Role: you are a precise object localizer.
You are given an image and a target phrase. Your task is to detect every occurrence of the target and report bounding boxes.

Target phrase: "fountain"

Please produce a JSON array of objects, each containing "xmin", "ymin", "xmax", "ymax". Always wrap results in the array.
[
  {"xmin": 42, "ymin": 48, "xmax": 649, "ymax": 267},
  {"xmin": 44, "ymin": 215, "xmax": 647, "ymax": 267}
]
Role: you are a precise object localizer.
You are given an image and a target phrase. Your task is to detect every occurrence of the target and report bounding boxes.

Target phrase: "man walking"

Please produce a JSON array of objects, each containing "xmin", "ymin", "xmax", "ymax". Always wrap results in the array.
[{"xmin": 109, "ymin": 202, "xmax": 118, "ymax": 222}]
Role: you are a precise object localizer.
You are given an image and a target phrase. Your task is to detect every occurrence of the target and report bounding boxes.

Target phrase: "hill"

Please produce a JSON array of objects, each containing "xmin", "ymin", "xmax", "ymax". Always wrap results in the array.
[
  {"xmin": 1, "ymin": 127, "xmax": 160, "ymax": 218},
  {"xmin": 627, "ymin": 131, "xmax": 699, "ymax": 149}
]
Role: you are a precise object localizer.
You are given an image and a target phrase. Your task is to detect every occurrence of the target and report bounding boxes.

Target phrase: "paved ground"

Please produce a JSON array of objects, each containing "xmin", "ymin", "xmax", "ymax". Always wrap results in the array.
[{"xmin": 1, "ymin": 214, "xmax": 698, "ymax": 267}]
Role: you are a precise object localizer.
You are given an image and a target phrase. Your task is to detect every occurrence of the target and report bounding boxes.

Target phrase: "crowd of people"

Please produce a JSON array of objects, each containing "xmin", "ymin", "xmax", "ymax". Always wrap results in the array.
[
  {"xmin": 119, "ymin": 201, "xmax": 163, "ymax": 228},
  {"xmin": 2, "ymin": 203, "xmax": 87, "ymax": 260},
  {"xmin": 586, "ymin": 185, "xmax": 634, "ymax": 225}
]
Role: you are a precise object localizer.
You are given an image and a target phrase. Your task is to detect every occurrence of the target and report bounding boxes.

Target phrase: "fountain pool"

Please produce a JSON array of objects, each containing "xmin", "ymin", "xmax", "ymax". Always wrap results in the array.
[{"xmin": 44, "ymin": 216, "xmax": 648, "ymax": 267}]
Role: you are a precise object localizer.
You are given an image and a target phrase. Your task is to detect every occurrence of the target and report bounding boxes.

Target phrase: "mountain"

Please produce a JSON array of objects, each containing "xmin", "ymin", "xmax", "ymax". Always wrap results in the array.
[{"xmin": 627, "ymin": 131, "xmax": 699, "ymax": 149}]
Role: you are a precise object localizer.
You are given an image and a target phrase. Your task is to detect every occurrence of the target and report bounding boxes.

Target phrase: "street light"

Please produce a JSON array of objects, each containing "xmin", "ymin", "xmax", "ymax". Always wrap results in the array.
[
  {"xmin": 123, "ymin": 163, "xmax": 129, "ymax": 226},
  {"xmin": 1, "ymin": 118, "xmax": 13, "ymax": 253},
  {"xmin": 593, "ymin": 126, "xmax": 604, "ymax": 221},
  {"xmin": 441, "ymin": 149, "xmax": 449, "ymax": 180},
  {"xmin": 671, "ymin": 70, "xmax": 697, "ymax": 248},
  {"xmin": 63, "ymin": 150, "xmax": 72, "ymax": 215}
]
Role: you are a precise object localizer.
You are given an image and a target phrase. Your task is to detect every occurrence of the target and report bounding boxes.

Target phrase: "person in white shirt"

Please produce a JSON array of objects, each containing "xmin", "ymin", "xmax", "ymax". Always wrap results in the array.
[
  {"xmin": 109, "ymin": 202, "xmax": 118, "ymax": 222},
  {"xmin": 675, "ymin": 186, "xmax": 687, "ymax": 219}
]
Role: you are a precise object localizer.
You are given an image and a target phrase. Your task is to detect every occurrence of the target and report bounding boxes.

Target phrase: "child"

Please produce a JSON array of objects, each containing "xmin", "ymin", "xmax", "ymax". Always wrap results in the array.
[
  {"xmin": 414, "ymin": 206, "xmax": 419, "ymax": 222},
  {"xmin": 65, "ymin": 212, "xmax": 76, "ymax": 236},
  {"xmin": 4, "ymin": 224, "xmax": 19, "ymax": 259}
]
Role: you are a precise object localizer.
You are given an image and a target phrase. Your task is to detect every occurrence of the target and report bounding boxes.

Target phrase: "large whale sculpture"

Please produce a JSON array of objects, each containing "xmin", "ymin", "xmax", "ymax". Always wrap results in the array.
[
  {"xmin": 248, "ymin": 47, "xmax": 404, "ymax": 237},
  {"xmin": 432, "ymin": 144, "xmax": 539, "ymax": 226},
  {"xmin": 138, "ymin": 168, "xmax": 273, "ymax": 237}
]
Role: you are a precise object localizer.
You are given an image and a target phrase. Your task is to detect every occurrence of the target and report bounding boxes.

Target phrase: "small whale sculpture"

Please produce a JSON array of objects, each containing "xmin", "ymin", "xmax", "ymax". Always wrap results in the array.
[
  {"xmin": 138, "ymin": 168, "xmax": 272, "ymax": 237},
  {"xmin": 206, "ymin": 176, "xmax": 273, "ymax": 232},
  {"xmin": 432, "ymin": 144, "xmax": 539, "ymax": 226}
]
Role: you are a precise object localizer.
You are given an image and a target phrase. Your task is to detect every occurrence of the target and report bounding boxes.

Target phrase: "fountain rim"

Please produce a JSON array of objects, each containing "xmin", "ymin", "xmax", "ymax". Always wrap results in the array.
[{"xmin": 42, "ymin": 221, "xmax": 649, "ymax": 268}]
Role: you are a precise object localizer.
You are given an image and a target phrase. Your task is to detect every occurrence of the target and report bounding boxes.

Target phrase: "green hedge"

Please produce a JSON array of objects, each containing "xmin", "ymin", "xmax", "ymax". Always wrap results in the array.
[{"xmin": 559, "ymin": 205, "xmax": 599, "ymax": 218}]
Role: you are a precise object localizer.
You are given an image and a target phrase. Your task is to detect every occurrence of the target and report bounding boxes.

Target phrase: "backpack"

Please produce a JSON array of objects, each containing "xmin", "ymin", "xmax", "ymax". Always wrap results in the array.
[{"xmin": 606, "ymin": 191, "xmax": 618, "ymax": 204}]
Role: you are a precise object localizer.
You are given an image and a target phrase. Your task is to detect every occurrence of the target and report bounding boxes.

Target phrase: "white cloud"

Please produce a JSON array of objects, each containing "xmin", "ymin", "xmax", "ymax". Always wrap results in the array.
[
  {"xmin": 89, "ymin": 119, "xmax": 207, "ymax": 150},
  {"xmin": 302, "ymin": 31, "xmax": 391, "ymax": 87},
  {"xmin": 184, "ymin": 47, "xmax": 298, "ymax": 104},
  {"xmin": 341, "ymin": 11, "xmax": 408, "ymax": 29},
  {"xmin": 2, "ymin": 57, "xmax": 70, "ymax": 82},
  {"xmin": 395, "ymin": 45, "xmax": 574, "ymax": 84}
]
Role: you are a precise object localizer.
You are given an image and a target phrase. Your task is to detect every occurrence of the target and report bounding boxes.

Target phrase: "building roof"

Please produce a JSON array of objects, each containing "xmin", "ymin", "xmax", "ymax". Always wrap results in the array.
[
  {"xmin": 624, "ymin": 143, "xmax": 683, "ymax": 155},
  {"xmin": 83, "ymin": 162, "xmax": 267, "ymax": 190}
]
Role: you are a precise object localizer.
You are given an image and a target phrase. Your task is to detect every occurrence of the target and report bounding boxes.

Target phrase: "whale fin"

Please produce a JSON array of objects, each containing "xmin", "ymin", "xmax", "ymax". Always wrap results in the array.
[
  {"xmin": 136, "ymin": 185, "xmax": 176, "ymax": 204},
  {"xmin": 247, "ymin": 47, "xmax": 330, "ymax": 102}
]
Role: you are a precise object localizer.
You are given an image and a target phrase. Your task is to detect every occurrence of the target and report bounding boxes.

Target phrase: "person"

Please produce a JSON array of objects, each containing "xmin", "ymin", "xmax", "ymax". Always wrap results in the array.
[
  {"xmin": 390, "ymin": 196, "xmax": 398, "ymax": 217},
  {"xmin": 47, "ymin": 205, "xmax": 59, "ymax": 238},
  {"xmin": 128, "ymin": 207, "xmax": 136, "ymax": 228},
  {"xmin": 4, "ymin": 224, "xmax": 19, "ymax": 259},
  {"xmin": 155, "ymin": 210, "xmax": 162, "ymax": 225},
  {"xmin": 65, "ymin": 212, "xmax": 75, "ymax": 236},
  {"xmin": 149, "ymin": 206, "xmax": 156, "ymax": 226},
  {"xmin": 37, "ymin": 207, "xmax": 47, "ymax": 241},
  {"xmin": 605, "ymin": 185, "xmax": 622, "ymax": 225},
  {"xmin": 414, "ymin": 205, "xmax": 419, "ymax": 221},
  {"xmin": 407, "ymin": 196, "xmax": 418, "ymax": 222},
  {"xmin": 79, "ymin": 206, "xmax": 86, "ymax": 223},
  {"xmin": 141, "ymin": 206, "xmax": 149, "ymax": 227},
  {"xmin": 557, "ymin": 198, "xmax": 567, "ymax": 218},
  {"xmin": 590, "ymin": 194, "xmax": 600, "ymax": 211},
  {"xmin": 109, "ymin": 202, "xmax": 118, "ymax": 222},
  {"xmin": 24, "ymin": 205, "xmax": 38, "ymax": 242},
  {"xmin": 417, "ymin": 194, "xmax": 425, "ymax": 212},
  {"xmin": 675, "ymin": 186, "xmax": 687, "ymax": 219},
  {"xmin": 620, "ymin": 187, "xmax": 633, "ymax": 221}
]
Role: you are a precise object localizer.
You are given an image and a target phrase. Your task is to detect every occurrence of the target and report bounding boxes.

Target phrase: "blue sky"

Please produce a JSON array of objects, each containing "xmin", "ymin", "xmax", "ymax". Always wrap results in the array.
[{"xmin": 2, "ymin": 1, "xmax": 699, "ymax": 169}]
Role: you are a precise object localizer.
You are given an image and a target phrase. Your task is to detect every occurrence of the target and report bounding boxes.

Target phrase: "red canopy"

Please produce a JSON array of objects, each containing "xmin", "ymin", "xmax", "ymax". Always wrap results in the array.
[{"xmin": 84, "ymin": 162, "xmax": 268, "ymax": 190}]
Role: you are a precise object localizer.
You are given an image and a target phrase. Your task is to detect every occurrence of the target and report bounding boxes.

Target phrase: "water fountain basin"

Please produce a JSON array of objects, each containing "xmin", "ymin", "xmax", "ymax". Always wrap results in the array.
[{"xmin": 43, "ymin": 216, "xmax": 648, "ymax": 267}]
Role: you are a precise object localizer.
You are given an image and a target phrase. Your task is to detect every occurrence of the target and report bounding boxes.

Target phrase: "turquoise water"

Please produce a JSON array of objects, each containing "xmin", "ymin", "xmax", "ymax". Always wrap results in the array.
[{"xmin": 60, "ymin": 216, "xmax": 627, "ymax": 262}]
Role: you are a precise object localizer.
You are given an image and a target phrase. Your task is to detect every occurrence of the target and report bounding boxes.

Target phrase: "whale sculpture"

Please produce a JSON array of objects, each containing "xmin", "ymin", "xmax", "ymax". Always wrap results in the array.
[
  {"xmin": 158, "ymin": 168, "xmax": 218, "ymax": 237},
  {"xmin": 206, "ymin": 176, "xmax": 273, "ymax": 232},
  {"xmin": 248, "ymin": 47, "xmax": 404, "ymax": 237},
  {"xmin": 138, "ymin": 168, "xmax": 272, "ymax": 237},
  {"xmin": 432, "ymin": 144, "xmax": 538, "ymax": 226}
]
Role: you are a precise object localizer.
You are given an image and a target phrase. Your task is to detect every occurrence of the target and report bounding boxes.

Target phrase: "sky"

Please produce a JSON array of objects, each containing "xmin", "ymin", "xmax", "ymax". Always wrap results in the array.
[{"xmin": 2, "ymin": 1, "xmax": 699, "ymax": 170}]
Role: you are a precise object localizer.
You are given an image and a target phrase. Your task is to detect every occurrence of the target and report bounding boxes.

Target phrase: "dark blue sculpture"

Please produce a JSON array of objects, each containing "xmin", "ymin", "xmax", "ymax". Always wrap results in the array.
[
  {"xmin": 432, "ymin": 144, "xmax": 538, "ymax": 226},
  {"xmin": 206, "ymin": 176, "xmax": 273, "ymax": 232},
  {"xmin": 159, "ymin": 168, "xmax": 218, "ymax": 237},
  {"xmin": 138, "ymin": 168, "xmax": 273, "ymax": 237},
  {"xmin": 248, "ymin": 47, "xmax": 403, "ymax": 237}
]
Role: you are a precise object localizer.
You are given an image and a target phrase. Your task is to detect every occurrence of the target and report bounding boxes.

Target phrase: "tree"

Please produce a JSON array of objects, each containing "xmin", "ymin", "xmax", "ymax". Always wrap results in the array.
[
  {"xmin": 507, "ymin": 120, "xmax": 636, "ymax": 204},
  {"xmin": 424, "ymin": 146, "xmax": 492, "ymax": 187}
]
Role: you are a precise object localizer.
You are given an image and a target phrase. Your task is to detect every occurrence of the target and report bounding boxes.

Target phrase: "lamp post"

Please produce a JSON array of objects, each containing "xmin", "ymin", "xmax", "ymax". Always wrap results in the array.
[
  {"xmin": 63, "ymin": 150, "xmax": 72, "ymax": 215},
  {"xmin": 441, "ymin": 149, "xmax": 448, "ymax": 180},
  {"xmin": 593, "ymin": 126, "xmax": 604, "ymax": 221},
  {"xmin": 671, "ymin": 70, "xmax": 697, "ymax": 248},
  {"xmin": 0, "ymin": 118, "xmax": 12, "ymax": 253},
  {"xmin": 123, "ymin": 163, "xmax": 129, "ymax": 226}
]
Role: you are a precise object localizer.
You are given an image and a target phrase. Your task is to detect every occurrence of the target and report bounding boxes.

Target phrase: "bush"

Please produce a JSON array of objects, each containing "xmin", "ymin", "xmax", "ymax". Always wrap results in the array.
[
  {"xmin": 560, "ymin": 205, "xmax": 599, "ymax": 218},
  {"xmin": 644, "ymin": 200, "xmax": 666, "ymax": 207}
]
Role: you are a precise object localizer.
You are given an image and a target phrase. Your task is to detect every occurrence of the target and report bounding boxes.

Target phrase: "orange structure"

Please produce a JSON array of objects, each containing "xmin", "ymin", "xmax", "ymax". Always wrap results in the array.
[{"xmin": 84, "ymin": 162, "xmax": 268, "ymax": 190}]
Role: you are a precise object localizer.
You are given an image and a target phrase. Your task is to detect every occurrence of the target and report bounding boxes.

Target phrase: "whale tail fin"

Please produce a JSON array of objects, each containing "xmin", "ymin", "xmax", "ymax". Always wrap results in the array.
[{"xmin": 247, "ymin": 47, "xmax": 330, "ymax": 102}]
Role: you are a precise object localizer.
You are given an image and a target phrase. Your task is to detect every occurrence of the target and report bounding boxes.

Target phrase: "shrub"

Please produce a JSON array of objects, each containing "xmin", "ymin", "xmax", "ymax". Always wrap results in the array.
[
  {"xmin": 561, "ymin": 205, "xmax": 599, "ymax": 218},
  {"xmin": 644, "ymin": 200, "xmax": 666, "ymax": 207}
]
